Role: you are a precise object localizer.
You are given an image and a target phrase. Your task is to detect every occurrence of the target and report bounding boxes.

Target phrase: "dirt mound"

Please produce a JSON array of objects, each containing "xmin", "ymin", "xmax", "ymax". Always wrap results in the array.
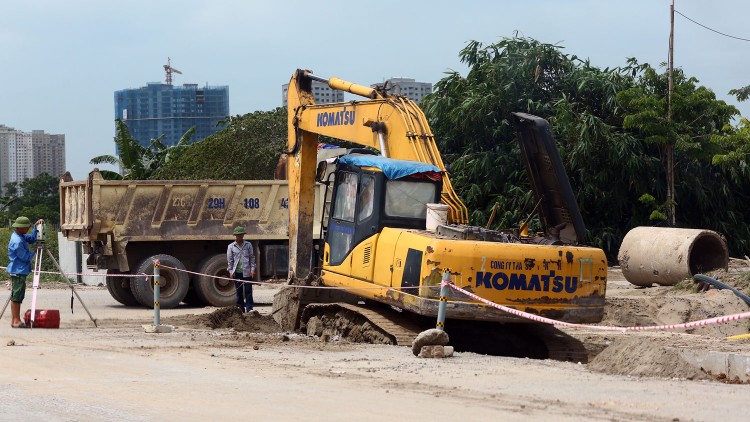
[
  {"xmin": 700, "ymin": 259, "xmax": 750, "ymax": 295},
  {"xmin": 580, "ymin": 262, "xmax": 750, "ymax": 382},
  {"xmin": 600, "ymin": 289, "xmax": 750, "ymax": 337},
  {"xmin": 587, "ymin": 336, "xmax": 712, "ymax": 381},
  {"xmin": 168, "ymin": 307, "xmax": 282, "ymax": 333},
  {"xmin": 602, "ymin": 259, "xmax": 750, "ymax": 338}
]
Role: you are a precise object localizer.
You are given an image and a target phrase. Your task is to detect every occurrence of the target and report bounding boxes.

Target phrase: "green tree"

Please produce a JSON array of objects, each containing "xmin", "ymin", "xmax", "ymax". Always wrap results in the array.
[
  {"xmin": 0, "ymin": 184, "xmax": 20, "ymax": 224},
  {"xmin": 712, "ymin": 86, "xmax": 750, "ymax": 173},
  {"xmin": 617, "ymin": 63, "xmax": 738, "ymax": 225},
  {"xmin": 422, "ymin": 36, "xmax": 750, "ymax": 258},
  {"xmin": 148, "ymin": 126, "xmax": 195, "ymax": 168},
  {"xmin": 616, "ymin": 64, "xmax": 750, "ymax": 253},
  {"xmin": 1, "ymin": 173, "xmax": 60, "ymax": 224},
  {"xmin": 711, "ymin": 118, "xmax": 750, "ymax": 182},
  {"xmin": 151, "ymin": 108, "xmax": 287, "ymax": 180},
  {"xmin": 422, "ymin": 36, "xmax": 651, "ymax": 255},
  {"xmin": 90, "ymin": 119, "xmax": 196, "ymax": 180}
]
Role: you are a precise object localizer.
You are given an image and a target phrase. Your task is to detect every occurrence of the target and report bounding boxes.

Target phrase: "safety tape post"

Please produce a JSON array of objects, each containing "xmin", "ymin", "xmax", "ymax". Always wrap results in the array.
[{"xmin": 153, "ymin": 259, "xmax": 161, "ymax": 326}]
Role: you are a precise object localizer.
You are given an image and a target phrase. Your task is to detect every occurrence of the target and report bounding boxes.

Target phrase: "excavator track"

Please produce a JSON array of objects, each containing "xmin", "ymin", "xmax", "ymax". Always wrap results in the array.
[
  {"xmin": 296, "ymin": 300, "xmax": 591, "ymax": 361},
  {"xmin": 300, "ymin": 303, "xmax": 423, "ymax": 346},
  {"xmin": 299, "ymin": 303, "xmax": 591, "ymax": 361}
]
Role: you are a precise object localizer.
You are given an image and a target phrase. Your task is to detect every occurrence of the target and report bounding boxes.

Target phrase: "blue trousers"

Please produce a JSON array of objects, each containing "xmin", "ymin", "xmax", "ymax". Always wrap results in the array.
[{"xmin": 234, "ymin": 273, "xmax": 254, "ymax": 311}]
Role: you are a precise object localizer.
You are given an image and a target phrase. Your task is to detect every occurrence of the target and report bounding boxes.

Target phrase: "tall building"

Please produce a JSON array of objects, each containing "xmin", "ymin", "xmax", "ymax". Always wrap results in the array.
[
  {"xmin": 282, "ymin": 81, "xmax": 344, "ymax": 107},
  {"xmin": 114, "ymin": 82, "xmax": 229, "ymax": 148},
  {"xmin": 372, "ymin": 78, "xmax": 432, "ymax": 103},
  {"xmin": 0, "ymin": 124, "xmax": 66, "ymax": 193},
  {"xmin": 32, "ymin": 130, "xmax": 66, "ymax": 179},
  {"xmin": 0, "ymin": 125, "xmax": 15, "ymax": 190}
]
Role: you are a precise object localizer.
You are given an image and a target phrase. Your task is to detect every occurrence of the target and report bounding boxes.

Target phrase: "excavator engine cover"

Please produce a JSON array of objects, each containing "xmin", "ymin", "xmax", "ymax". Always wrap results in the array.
[{"xmin": 511, "ymin": 112, "xmax": 586, "ymax": 244}]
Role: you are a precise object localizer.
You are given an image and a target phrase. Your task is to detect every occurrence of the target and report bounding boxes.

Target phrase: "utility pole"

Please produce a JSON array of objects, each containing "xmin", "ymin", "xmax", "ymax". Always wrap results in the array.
[{"xmin": 666, "ymin": 0, "xmax": 676, "ymax": 226}]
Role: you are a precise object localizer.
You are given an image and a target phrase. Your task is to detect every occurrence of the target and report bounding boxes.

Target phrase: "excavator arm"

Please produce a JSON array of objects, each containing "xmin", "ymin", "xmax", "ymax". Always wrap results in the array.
[{"xmin": 286, "ymin": 69, "xmax": 468, "ymax": 280}]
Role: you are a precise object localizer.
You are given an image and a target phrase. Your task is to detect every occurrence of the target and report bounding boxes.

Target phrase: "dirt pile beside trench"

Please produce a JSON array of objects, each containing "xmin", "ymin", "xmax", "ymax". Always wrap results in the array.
[
  {"xmin": 168, "ymin": 307, "xmax": 282, "ymax": 333},
  {"xmin": 600, "ymin": 288, "xmax": 750, "ymax": 337},
  {"xmin": 602, "ymin": 259, "xmax": 750, "ymax": 338},
  {"xmin": 581, "ymin": 259, "xmax": 750, "ymax": 382},
  {"xmin": 587, "ymin": 336, "xmax": 713, "ymax": 380}
]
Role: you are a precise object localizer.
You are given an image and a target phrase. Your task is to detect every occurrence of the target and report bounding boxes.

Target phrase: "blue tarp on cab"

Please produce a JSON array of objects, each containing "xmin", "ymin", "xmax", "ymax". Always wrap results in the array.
[{"xmin": 338, "ymin": 154, "xmax": 441, "ymax": 180}]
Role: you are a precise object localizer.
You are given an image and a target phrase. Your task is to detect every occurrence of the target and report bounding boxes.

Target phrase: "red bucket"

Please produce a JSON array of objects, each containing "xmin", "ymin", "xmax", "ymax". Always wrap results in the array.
[{"xmin": 24, "ymin": 309, "xmax": 61, "ymax": 328}]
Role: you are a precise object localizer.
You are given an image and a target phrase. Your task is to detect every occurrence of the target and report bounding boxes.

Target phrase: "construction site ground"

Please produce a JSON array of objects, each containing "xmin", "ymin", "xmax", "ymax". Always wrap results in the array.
[{"xmin": 2, "ymin": 263, "xmax": 750, "ymax": 421}]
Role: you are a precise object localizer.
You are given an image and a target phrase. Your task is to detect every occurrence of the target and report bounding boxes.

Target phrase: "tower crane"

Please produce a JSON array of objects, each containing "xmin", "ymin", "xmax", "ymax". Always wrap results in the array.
[{"xmin": 163, "ymin": 57, "xmax": 182, "ymax": 86}]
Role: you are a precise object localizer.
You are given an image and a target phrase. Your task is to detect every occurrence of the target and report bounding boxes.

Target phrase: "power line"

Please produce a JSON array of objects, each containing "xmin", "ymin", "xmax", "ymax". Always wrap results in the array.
[{"xmin": 675, "ymin": 9, "xmax": 750, "ymax": 42}]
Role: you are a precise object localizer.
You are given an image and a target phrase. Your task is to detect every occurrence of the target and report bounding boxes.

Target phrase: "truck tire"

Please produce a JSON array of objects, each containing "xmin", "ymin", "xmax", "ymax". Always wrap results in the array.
[
  {"xmin": 194, "ymin": 254, "xmax": 235, "ymax": 307},
  {"xmin": 130, "ymin": 254, "xmax": 190, "ymax": 309},
  {"xmin": 106, "ymin": 270, "xmax": 140, "ymax": 306}
]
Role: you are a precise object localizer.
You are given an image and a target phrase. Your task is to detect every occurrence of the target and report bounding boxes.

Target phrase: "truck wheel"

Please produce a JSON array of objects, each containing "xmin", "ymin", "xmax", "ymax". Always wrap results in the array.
[
  {"xmin": 106, "ymin": 270, "xmax": 140, "ymax": 306},
  {"xmin": 130, "ymin": 254, "xmax": 190, "ymax": 309},
  {"xmin": 194, "ymin": 254, "xmax": 235, "ymax": 307}
]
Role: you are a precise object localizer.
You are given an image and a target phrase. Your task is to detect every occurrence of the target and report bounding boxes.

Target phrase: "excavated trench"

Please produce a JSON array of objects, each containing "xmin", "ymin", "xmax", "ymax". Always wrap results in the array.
[{"xmin": 435, "ymin": 321, "xmax": 594, "ymax": 362}]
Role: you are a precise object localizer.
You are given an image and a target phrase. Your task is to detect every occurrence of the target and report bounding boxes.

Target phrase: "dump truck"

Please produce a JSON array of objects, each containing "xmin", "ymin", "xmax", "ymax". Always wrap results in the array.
[
  {"xmin": 273, "ymin": 70, "xmax": 608, "ymax": 355},
  {"xmin": 58, "ymin": 148, "xmax": 344, "ymax": 308}
]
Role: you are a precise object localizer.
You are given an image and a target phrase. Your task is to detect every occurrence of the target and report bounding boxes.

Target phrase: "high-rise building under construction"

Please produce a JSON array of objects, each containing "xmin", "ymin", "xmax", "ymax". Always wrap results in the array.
[{"xmin": 114, "ymin": 61, "xmax": 229, "ymax": 148}]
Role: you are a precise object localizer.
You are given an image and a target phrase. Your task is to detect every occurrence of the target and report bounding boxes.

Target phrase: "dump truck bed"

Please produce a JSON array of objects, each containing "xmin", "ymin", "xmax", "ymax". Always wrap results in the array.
[{"xmin": 60, "ymin": 170, "xmax": 326, "ymax": 242}]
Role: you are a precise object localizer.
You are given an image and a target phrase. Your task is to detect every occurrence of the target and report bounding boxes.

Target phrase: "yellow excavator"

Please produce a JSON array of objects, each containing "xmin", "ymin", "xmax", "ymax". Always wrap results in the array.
[{"xmin": 272, "ymin": 69, "xmax": 607, "ymax": 356}]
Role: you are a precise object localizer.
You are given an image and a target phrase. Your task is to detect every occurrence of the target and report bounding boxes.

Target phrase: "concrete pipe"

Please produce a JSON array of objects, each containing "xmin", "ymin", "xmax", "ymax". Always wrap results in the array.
[{"xmin": 617, "ymin": 227, "xmax": 728, "ymax": 286}]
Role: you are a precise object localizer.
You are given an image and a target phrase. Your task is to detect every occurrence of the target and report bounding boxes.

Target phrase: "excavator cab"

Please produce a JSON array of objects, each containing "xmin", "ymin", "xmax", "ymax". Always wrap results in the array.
[{"xmin": 323, "ymin": 154, "xmax": 442, "ymax": 268}]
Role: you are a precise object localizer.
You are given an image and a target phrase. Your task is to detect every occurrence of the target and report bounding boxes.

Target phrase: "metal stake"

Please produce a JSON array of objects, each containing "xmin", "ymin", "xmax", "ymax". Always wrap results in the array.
[
  {"xmin": 42, "ymin": 244, "xmax": 97, "ymax": 327},
  {"xmin": 153, "ymin": 259, "xmax": 161, "ymax": 326},
  {"xmin": 436, "ymin": 272, "xmax": 450, "ymax": 331},
  {"xmin": 0, "ymin": 294, "xmax": 11, "ymax": 319}
]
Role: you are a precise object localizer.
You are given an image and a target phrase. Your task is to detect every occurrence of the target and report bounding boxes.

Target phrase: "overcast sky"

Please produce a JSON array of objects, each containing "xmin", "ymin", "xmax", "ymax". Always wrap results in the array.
[{"xmin": 2, "ymin": 0, "xmax": 749, "ymax": 179}]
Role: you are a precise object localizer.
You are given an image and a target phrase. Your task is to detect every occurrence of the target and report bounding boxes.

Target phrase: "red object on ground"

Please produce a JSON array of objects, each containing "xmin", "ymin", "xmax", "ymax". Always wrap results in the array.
[{"xmin": 24, "ymin": 309, "xmax": 61, "ymax": 328}]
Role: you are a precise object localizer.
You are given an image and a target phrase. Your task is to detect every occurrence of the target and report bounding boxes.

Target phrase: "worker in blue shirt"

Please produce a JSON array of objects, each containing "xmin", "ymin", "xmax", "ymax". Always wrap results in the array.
[{"xmin": 7, "ymin": 216, "xmax": 44, "ymax": 328}]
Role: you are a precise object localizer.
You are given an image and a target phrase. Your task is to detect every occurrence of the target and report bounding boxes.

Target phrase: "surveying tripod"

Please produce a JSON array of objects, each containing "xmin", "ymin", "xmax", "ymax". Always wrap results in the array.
[{"xmin": 1, "ymin": 223, "xmax": 97, "ymax": 328}]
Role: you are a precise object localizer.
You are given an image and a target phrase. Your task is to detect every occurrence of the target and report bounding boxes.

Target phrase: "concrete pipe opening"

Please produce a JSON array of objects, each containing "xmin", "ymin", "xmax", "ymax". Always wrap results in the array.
[{"xmin": 617, "ymin": 227, "xmax": 729, "ymax": 286}]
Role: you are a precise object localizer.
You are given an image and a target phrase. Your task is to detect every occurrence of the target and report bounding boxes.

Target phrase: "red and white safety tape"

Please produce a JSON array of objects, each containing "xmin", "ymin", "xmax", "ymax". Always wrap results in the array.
[
  {"xmin": 164, "ymin": 265, "xmax": 750, "ymax": 332},
  {"xmin": 444, "ymin": 281, "xmax": 750, "ymax": 332},
  {"xmin": 162, "ymin": 265, "xmax": 750, "ymax": 332},
  {"xmin": 159, "ymin": 264, "xmax": 422, "ymax": 290},
  {"xmin": 7, "ymin": 261, "xmax": 747, "ymax": 332},
  {"xmin": 0, "ymin": 265, "xmax": 143, "ymax": 278}
]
